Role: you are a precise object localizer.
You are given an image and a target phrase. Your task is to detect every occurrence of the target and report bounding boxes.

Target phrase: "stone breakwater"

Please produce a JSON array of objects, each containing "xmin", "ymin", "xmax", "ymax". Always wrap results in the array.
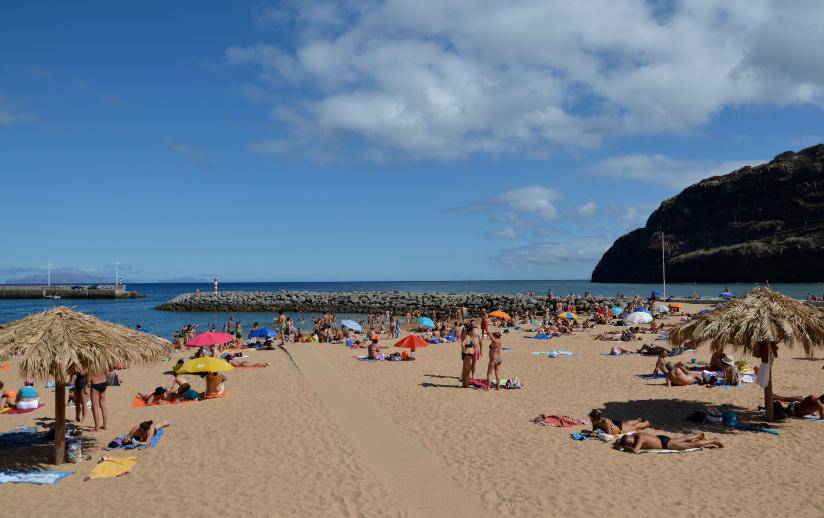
[{"xmin": 157, "ymin": 291, "xmax": 570, "ymax": 315}]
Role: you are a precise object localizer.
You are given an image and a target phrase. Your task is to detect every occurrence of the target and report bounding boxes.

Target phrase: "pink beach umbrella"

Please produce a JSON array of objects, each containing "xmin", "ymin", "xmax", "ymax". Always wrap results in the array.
[{"xmin": 185, "ymin": 332, "xmax": 235, "ymax": 348}]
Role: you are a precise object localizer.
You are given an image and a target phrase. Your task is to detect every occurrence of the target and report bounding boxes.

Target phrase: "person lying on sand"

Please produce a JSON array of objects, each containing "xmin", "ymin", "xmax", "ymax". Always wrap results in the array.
[
  {"xmin": 609, "ymin": 345, "xmax": 635, "ymax": 355},
  {"xmin": 666, "ymin": 362, "xmax": 705, "ymax": 386},
  {"xmin": 637, "ymin": 344, "xmax": 669, "ymax": 356},
  {"xmin": 588, "ymin": 409, "xmax": 650, "ymax": 435},
  {"xmin": 124, "ymin": 420, "xmax": 170, "ymax": 447},
  {"xmin": 595, "ymin": 331, "xmax": 623, "ymax": 341},
  {"xmin": 222, "ymin": 352, "xmax": 270, "ymax": 367},
  {"xmin": 774, "ymin": 393, "xmax": 824, "ymax": 420},
  {"xmin": 618, "ymin": 431, "xmax": 722, "ymax": 453},
  {"xmin": 138, "ymin": 387, "xmax": 172, "ymax": 405}
]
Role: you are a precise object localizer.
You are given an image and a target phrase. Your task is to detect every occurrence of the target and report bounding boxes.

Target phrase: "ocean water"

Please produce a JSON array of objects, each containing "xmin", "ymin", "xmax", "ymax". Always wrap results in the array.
[{"xmin": 0, "ymin": 281, "xmax": 821, "ymax": 340}]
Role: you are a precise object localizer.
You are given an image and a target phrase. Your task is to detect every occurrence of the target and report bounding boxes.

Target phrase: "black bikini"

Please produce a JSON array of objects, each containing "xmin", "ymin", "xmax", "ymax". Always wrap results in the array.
[
  {"xmin": 90, "ymin": 381, "xmax": 108, "ymax": 393},
  {"xmin": 657, "ymin": 434, "xmax": 671, "ymax": 449}
]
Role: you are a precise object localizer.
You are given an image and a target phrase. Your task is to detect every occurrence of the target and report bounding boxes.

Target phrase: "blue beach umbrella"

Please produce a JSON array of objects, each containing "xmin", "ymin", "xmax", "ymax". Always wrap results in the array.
[
  {"xmin": 719, "ymin": 292, "xmax": 734, "ymax": 298},
  {"xmin": 632, "ymin": 306, "xmax": 651, "ymax": 314},
  {"xmin": 610, "ymin": 307, "xmax": 624, "ymax": 316},
  {"xmin": 651, "ymin": 290, "xmax": 662, "ymax": 297},
  {"xmin": 417, "ymin": 317, "xmax": 435, "ymax": 328},
  {"xmin": 249, "ymin": 327, "xmax": 277, "ymax": 338},
  {"xmin": 341, "ymin": 319, "xmax": 363, "ymax": 332}
]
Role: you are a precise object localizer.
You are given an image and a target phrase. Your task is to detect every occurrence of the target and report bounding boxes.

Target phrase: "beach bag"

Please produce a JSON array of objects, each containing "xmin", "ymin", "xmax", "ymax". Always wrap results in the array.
[
  {"xmin": 107, "ymin": 373, "xmax": 121, "ymax": 386},
  {"xmin": 65, "ymin": 440, "xmax": 82, "ymax": 463}
]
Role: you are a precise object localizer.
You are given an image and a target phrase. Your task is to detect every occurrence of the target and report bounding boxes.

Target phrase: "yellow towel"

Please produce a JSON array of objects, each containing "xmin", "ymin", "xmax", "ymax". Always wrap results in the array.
[{"xmin": 87, "ymin": 456, "xmax": 137, "ymax": 480}]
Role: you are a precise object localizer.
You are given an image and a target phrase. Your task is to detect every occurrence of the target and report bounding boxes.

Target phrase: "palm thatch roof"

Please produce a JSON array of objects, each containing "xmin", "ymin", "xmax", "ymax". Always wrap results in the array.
[
  {"xmin": 0, "ymin": 306, "xmax": 170, "ymax": 381},
  {"xmin": 669, "ymin": 287, "xmax": 824, "ymax": 356}
]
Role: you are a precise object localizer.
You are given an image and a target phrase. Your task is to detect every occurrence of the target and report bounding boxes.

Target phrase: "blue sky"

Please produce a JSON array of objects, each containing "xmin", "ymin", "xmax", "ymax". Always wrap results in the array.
[{"xmin": 1, "ymin": 1, "xmax": 823, "ymax": 283}]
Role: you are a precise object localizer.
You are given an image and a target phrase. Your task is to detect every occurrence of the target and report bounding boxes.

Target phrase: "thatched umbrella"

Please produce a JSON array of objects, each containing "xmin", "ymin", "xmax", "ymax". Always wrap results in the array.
[
  {"xmin": 0, "ymin": 307, "xmax": 170, "ymax": 463},
  {"xmin": 670, "ymin": 287, "xmax": 824, "ymax": 419}
]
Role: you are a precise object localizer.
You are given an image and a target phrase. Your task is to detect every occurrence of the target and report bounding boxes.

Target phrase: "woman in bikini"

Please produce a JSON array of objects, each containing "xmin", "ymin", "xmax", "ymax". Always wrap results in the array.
[
  {"xmin": 588, "ymin": 409, "xmax": 650, "ymax": 435},
  {"xmin": 70, "ymin": 370, "xmax": 89, "ymax": 423},
  {"xmin": 486, "ymin": 331, "xmax": 503, "ymax": 390},
  {"xmin": 460, "ymin": 325, "xmax": 477, "ymax": 388},
  {"xmin": 125, "ymin": 420, "xmax": 170, "ymax": 446},
  {"xmin": 89, "ymin": 370, "xmax": 110, "ymax": 431}
]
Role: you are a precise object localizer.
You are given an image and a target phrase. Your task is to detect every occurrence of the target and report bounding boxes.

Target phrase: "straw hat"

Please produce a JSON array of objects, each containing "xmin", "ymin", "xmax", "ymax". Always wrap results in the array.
[{"xmin": 721, "ymin": 355, "xmax": 735, "ymax": 366}]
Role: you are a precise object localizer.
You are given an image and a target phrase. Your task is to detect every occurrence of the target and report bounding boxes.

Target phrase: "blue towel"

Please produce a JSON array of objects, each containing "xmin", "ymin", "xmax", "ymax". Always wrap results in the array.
[
  {"xmin": 571, "ymin": 432, "xmax": 593, "ymax": 441},
  {"xmin": 532, "ymin": 350, "xmax": 575, "ymax": 357},
  {"xmin": 106, "ymin": 428, "xmax": 166, "ymax": 450},
  {"xmin": 732, "ymin": 423, "xmax": 779, "ymax": 435},
  {"xmin": 356, "ymin": 356, "xmax": 384, "ymax": 362},
  {"xmin": 601, "ymin": 352, "xmax": 638, "ymax": 356},
  {"xmin": 0, "ymin": 471, "xmax": 74, "ymax": 485},
  {"xmin": 0, "ymin": 426, "xmax": 49, "ymax": 448},
  {"xmin": 637, "ymin": 373, "xmax": 667, "ymax": 379},
  {"xmin": 528, "ymin": 334, "xmax": 551, "ymax": 340}
]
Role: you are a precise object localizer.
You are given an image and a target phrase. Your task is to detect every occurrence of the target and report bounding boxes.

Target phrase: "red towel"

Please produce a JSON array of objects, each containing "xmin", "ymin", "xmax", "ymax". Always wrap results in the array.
[
  {"xmin": 533, "ymin": 415, "xmax": 585, "ymax": 427},
  {"xmin": 2, "ymin": 402, "xmax": 46, "ymax": 414}
]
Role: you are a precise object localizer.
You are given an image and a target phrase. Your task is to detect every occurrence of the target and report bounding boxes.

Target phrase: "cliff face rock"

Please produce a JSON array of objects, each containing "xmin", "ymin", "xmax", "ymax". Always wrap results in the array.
[{"xmin": 591, "ymin": 144, "xmax": 824, "ymax": 283}]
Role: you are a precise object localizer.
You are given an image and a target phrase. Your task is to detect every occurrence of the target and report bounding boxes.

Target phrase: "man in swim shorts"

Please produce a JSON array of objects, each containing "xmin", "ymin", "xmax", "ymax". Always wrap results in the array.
[{"xmin": 619, "ymin": 431, "xmax": 723, "ymax": 453}]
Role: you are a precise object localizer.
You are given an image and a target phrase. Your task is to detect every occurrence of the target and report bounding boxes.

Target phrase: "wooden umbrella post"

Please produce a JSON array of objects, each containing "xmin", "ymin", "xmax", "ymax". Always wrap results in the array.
[
  {"xmin": 765, "ymin": 362, "xmax": 774, "ymax": 421},
  {"xmin": 54, "ymin": 380, "xmax": 66, "ymax": 465}
]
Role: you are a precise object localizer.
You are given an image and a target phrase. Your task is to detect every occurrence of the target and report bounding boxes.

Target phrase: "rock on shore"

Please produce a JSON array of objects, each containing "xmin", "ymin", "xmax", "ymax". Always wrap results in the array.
[{"xmin": 156, "ymin": 290, "xmax": 563, "ymax": 315}]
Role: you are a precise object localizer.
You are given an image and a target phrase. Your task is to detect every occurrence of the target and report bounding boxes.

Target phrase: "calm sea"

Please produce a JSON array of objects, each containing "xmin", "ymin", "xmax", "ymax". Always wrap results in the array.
[{"xmin": 1, "ymin": 281, "xmax": 821, "ymax": 340}]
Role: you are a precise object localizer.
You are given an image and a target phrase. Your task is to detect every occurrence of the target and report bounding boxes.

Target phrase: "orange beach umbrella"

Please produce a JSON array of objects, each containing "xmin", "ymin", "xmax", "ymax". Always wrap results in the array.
[
  {"xmin": 395, "ymin": 335, "xmax": 428, "ymax": 350},
  {"xmin": 488, "ymin": 310, "xmax": 511, "ymax": 320}
]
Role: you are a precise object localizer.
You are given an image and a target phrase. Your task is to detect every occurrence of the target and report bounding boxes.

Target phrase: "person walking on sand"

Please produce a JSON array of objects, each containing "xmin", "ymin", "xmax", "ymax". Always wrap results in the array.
[
  {"xmin": 276, "ymin": 310, "xmax": 287, "ymax": 345},
  {"xmin": 485, "ymin": 331, "xmax": 503, "ymax": 390},
  {"xmin": 89, "ymin": 370, "xmax": 110, "ymax": 431}
]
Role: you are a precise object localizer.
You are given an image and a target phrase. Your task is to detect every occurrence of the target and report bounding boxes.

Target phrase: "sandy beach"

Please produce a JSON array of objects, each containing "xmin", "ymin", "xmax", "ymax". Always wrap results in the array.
[{"xmin": 2, "ymin": 304, "xmax": 824, "ymax": 517}]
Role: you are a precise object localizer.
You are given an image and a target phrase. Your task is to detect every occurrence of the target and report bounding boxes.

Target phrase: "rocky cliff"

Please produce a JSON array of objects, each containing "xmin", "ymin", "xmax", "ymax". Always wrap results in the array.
[{"xmin": 591, "ymin": 144, "xmax": 824, "ymax": 283}]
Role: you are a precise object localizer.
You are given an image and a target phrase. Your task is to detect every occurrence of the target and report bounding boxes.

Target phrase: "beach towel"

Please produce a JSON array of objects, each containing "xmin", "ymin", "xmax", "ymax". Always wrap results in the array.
[
  {"xmin": 0, "ymin": 471, "xmax": 74, "ymax": 485},
  {"xmin": 571, "ymin": 432, "xmax": 594, "ymax": 440},
  {"xmin": 532, "ymin": 350, "xmax": 575, "ymax": 357},
  {"xmin": 637, "ymin": 373, "xmax": 667, "ymax": 379},
  {"xmin": 636, "ymin": 447, "xmax": 702, "ymax": 454},
  {"xmin": 47, "ymin": 381, "xmax": 75, "ymax": 389},
  {"xmin": 234, "ymin": 364, "xmax": 268, "ymax": 369},
  {"xmin": 468, "ymin": 378, "xmax": 523, "ymax": 389},
  {"xmin": 356, "ymin": 355, "xmax": 384, "ymax": 362},
  {"xmin": 0, "ymin": 426, "xmax": 49, "ymax": 448},
  {"xmin": 85, "ymin": 457, "xmax": 137, "ymax": 481},
  {"xmin": 1, "ymin": 402, "xmax": 46, "ymax": 414},
  {"xmin": 131, "ymin": 396, "xmax": 195, "ymax": 408},
  {"xmin": 601, "ymin": 352, "xmax": 638, "ymax": 357},
  {"xmin": 0, "ymin": 364, "xmax": 10, "ymax": 370},
  {"xmin": 500, "ymin": 346, "xmax": 513, "ymax": 350},
  {"xmin": 532, "ymin": 415, "xmax": 585, "ymax": 427},
  {"xmin": 802, "ymin": 415, "xmax": 824, "ymax": 421},
  {"xmin": 528, "ymin": 334, "xmax": 551, "ymax": 340},
  {"xmin": 104, "ymin": 428, "xmax": 165, "ymax": 451}
]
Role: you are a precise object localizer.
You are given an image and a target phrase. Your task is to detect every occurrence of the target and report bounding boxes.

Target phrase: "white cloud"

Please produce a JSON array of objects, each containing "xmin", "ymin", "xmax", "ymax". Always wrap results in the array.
[
  {"xmin": 0, "ymin": 94, "xmax": 33, "ymax": 125},
  {"xmin": 495, "ymin": 186, "xmax": 561, "ymax": 220},
  {"xmin": 495, "ymin": 238, "xmax": 609, "ymax": 268},
  {"xmin": 486, "ymin": 227, "xmax": 518, "ymax": 240},
  {"xmin": 577, "ymin": 201, "xmax": 597, "ymax": 217},
  {"xmin": 227, "ymin": 1, "xmax": 824, "ymax": 161},
  {"xmin": 589, "ymin": 154, "xmax": 760, "ymax": 188}
]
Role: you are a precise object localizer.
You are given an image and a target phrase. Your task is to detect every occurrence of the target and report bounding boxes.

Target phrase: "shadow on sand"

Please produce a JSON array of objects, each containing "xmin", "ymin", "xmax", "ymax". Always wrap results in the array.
[
  {"xmin": 596, "ymin": 398, "xmax": 782, "ymax": 435},
  {"xmin": 0, "ymin": 417, "xmax": 97, "ymax": 472}
]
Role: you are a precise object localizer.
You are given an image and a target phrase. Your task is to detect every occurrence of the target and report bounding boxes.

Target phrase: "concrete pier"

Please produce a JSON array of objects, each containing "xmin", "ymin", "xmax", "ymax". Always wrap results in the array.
[{"xmin": 0, "ymin": 284, "xmax": 142, "ymax": 299}]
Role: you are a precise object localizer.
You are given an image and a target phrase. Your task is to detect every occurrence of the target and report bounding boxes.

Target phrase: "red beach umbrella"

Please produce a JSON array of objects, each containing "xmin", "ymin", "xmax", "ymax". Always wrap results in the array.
[
  {"xmin": 186, "ymin": 332, "xmax": 235, "ymax": 348},
  {"xmin": 395, "ymin": 335, "xmax": 428, "ymax": 351}
]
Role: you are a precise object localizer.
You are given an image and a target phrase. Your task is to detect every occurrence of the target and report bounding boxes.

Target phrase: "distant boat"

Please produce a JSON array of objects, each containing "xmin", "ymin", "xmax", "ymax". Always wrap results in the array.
[{"xmin": 45, "ymin": 295, "xmax": 61, "ymax": 299}]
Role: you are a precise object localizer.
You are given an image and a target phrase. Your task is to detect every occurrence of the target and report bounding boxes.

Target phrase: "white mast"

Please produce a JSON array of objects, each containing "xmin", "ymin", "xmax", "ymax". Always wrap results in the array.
[{"xmin": 661, "ymin": 231, "xmax": 666, "ymax": 299}]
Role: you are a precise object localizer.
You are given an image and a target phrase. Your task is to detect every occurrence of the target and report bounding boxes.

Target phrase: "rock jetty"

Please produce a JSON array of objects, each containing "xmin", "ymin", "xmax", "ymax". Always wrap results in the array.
[{"xmin": 157, "ymin": 290, "xmax": 570, "ymax": 315}]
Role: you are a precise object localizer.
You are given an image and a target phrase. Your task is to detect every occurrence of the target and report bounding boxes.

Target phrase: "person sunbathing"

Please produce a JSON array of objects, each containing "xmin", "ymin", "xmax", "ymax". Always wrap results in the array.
[
  {"xmin": 367, "ymin": 338, "xmax": 381, "ymax": 360},
  {"xmin": 666, "ymin": 362, "xmax": 704, "ymax": 386},
  {"xmin": 637, "ymin": 344, "xmax": 669, "ymax": 356},
  {"xmin": 609, "ymin": 345, "xmax": 635, "ymax": 355},
  {"xmin": 225, "ymin": 355, "xmax": 269, "ymax": 368},
  {"xmin": 206, "ymin": 372, "xmax": 226, "ymax": 396},
  {"xmin": 594, "ymin": 331, "xmax": 623, "ymax": 341},
  {"xmin": 138, "ymin": 386, "xmax": 173, "ymax": 405},
  {"xmin": 618, "ymin": 431, "xmax": 723, "ymax": 453},
  {"xmin": 588, "ymin": 410, "xmax": 650, "ymax": 435},
  {"xmin": 124, "ymin": 420, "xmax": 170, "ymax": 446},
  {"xmin": 774, "ymin": 393, "xmax": 824, "ymax": 420}
]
